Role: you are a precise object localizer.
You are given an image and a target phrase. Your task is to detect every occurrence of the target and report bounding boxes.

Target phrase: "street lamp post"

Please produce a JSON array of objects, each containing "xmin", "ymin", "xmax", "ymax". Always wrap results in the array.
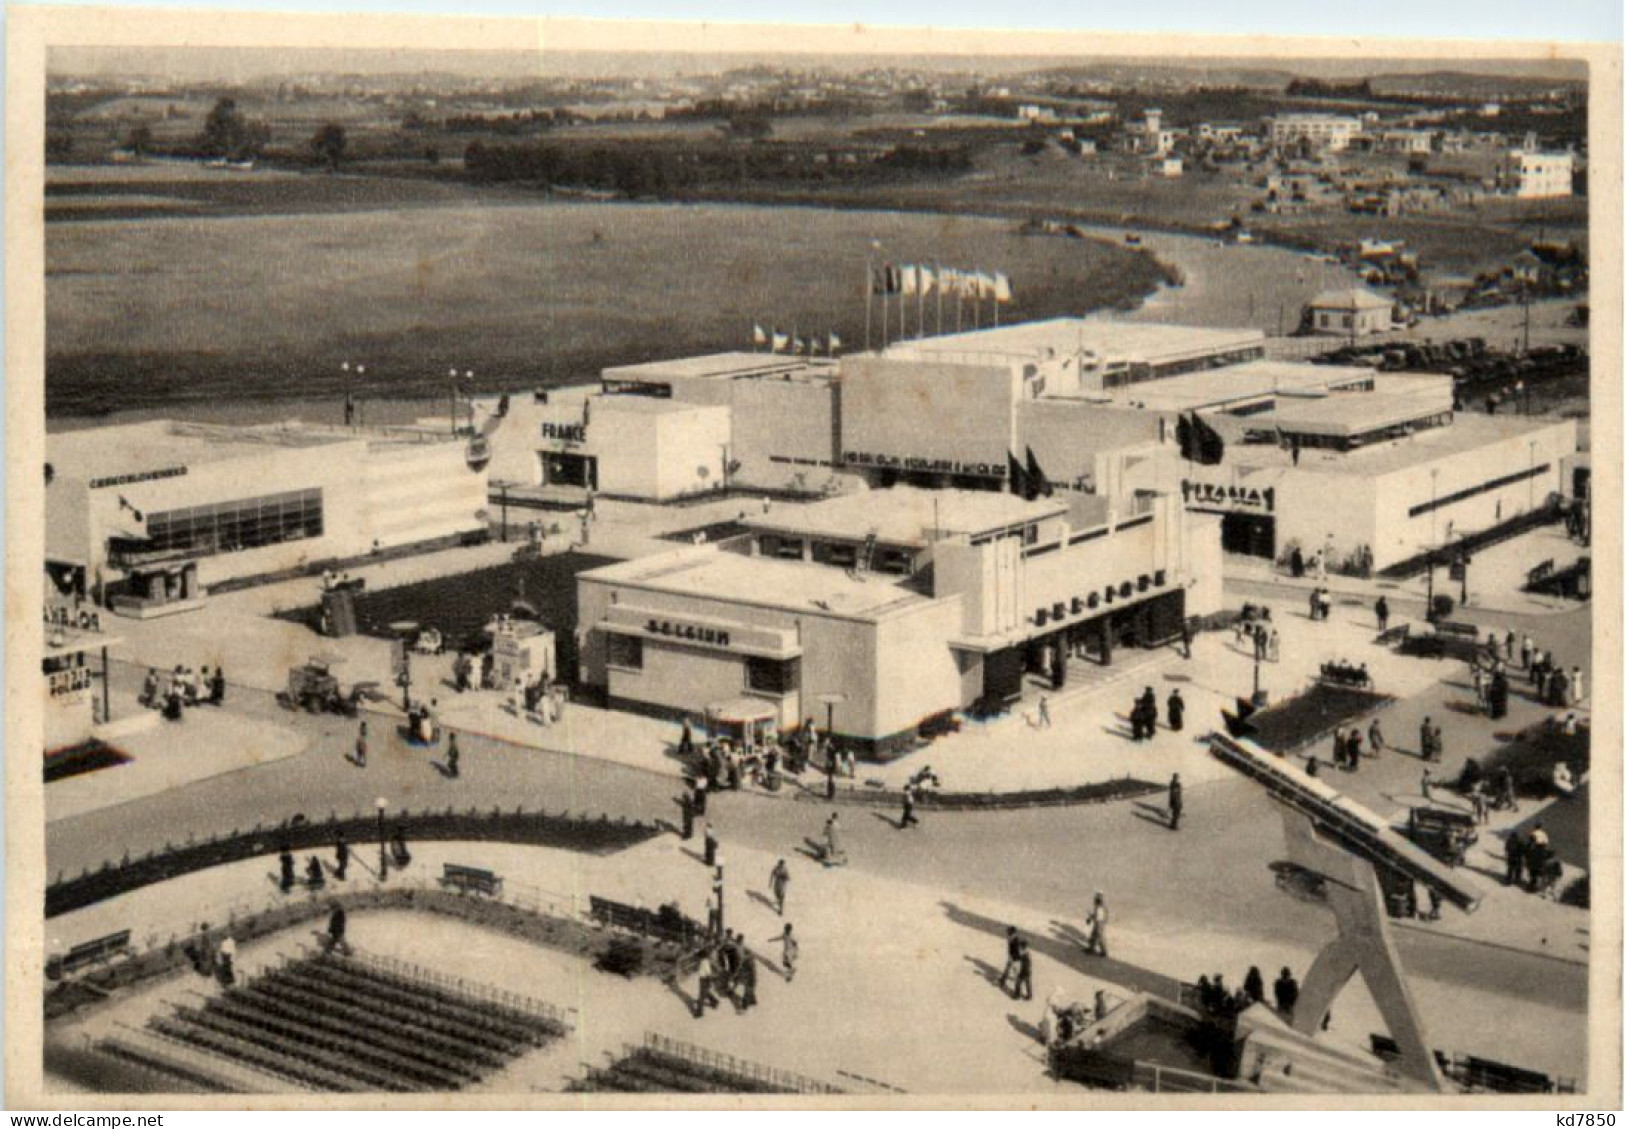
[
  {"xmin": 390, "ymin": 620, "xmax": 419, "ymax": 712},
  {"xmin": 376, "ymin": 797, "xmax": 389, "ymax": 881}
]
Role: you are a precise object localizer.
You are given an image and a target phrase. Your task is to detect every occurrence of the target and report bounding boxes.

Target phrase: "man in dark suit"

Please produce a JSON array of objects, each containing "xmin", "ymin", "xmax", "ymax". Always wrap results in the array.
[{"xmin": 1167, "ymin": 774, "xmax": 1183, "ymax": 831}]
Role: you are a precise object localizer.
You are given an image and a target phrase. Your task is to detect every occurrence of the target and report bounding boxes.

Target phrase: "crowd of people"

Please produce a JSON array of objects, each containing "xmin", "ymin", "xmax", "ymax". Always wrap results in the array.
[
  {"xmin": 140, "ymin": 663, "xmax": 226, "ymax": 720},
  {"xmin": 1127, "ymin": 686, "xmax": 1183, "ymax": 741}
]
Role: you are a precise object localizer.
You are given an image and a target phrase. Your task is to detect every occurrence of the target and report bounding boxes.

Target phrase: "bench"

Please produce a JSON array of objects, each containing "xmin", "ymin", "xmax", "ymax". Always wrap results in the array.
[
  {"xmin": 1408, "ymin": 807, "xmax": 1478, "ymax": 865},
  {"xmin": 1433, "ymin": 620, "xmax": 1479, "ymax": 639},
  {"xmin": 439, "ymin": 864, "xmax": 502, "ymax": 897},
  {"xmin": 48, "ymin": 929, "xmax": 132, "ymax": 979}
]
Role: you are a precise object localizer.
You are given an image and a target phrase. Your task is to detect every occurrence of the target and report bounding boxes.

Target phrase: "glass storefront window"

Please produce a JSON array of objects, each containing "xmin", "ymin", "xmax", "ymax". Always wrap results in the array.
[{"xmin": 143, "ymin": 488, "xmax": 324, "ymax": 558}]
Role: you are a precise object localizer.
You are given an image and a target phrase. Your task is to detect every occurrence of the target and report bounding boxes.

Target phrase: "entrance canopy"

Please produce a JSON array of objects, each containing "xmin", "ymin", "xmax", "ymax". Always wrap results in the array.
[{"xmin": 705, "ymin": 698, "xmax": 778, "ymax": 726}]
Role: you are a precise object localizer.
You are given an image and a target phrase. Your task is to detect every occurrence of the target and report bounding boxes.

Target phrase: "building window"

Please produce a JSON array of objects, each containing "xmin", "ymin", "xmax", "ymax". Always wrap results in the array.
[
  {"xmin": 746, "ymin": 655, "xmax": 800, "ymax": 695},
  {"xmin": 142, "ymin": 488, "xmax": 324, "ymax": 559},
  {"xmin": 607, "ymin": 633, "xmax": 644, "ymax": 670}
]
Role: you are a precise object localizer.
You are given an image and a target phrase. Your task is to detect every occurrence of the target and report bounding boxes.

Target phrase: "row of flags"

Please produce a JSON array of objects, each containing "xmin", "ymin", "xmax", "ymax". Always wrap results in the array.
[
  {"xmin": 871, "ymin": 264, "xmax": 1013, "ymax": 304},
  {"xmin": 752, "ymin": 325, "xmax": 841, "ymax": 356},
  {"xmin": 1175, "ymin": 411, "xmax": 1226, "ymax": 466}
]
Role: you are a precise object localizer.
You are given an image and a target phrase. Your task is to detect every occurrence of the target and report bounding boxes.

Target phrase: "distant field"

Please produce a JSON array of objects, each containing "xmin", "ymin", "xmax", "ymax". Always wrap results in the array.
[{"xmin": 45, "ymin": 174, "xmax": 1167, "ymax": 416}]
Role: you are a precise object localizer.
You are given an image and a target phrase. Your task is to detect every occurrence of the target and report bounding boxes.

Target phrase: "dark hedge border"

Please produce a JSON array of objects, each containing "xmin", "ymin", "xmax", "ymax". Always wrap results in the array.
[{"xmin": 47, "ymin": 808, "xmax": 659, "ymax": 919}]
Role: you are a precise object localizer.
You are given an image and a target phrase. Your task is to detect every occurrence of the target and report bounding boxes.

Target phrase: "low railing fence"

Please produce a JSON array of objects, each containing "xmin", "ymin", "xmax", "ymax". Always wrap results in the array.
[
  {"xmin": 47, "ymin": 806, "xmax": 658, "ymax": 918},
  {"xmin": 643, "ymin": 1032, "xmax": 845, "ymax": 1095}
]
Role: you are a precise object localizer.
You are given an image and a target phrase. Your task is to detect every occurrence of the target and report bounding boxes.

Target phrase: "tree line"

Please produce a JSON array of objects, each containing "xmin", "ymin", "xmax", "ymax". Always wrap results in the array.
[{"xmin": 463, "ymin": 138, "xmax": 974, "ymax": 193}]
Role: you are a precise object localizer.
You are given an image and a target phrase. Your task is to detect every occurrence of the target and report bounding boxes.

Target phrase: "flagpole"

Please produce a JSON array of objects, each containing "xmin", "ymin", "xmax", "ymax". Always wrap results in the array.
[
  {"xmin": 994, "ymin": 276, "xmax": 1001, "ymax": 328},
  {"xmin": 936, "ymin": 263, "xmax": 944, "ymax": 337},
  {"xmin": 918, "ymin": 269, "xmax": 926, "ymax": 341},
  {"xmin": 899, "ymin": 267, "xmax": 907, "ymax": 343},
  {"xmin": 865, "ymin": 259, "xmax": 873, "ymax": 353}
]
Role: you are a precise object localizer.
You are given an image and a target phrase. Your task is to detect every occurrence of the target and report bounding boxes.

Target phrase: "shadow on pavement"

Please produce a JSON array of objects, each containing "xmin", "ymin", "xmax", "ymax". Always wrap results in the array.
[{"xmin": 940, "ymin": 901, "xmax": 1186, "ymax": 1003}]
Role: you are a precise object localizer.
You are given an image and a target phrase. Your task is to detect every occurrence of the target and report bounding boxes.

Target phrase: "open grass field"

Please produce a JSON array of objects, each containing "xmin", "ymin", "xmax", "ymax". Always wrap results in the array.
[{"xmin": 45, "ymin": 169, "xmax": 1168, "ymax": 416}]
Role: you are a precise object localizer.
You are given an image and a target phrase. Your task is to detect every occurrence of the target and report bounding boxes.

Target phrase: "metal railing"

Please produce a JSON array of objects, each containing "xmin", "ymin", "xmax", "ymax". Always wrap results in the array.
[
  {"xmin": 643, "ymin": 1032, "xmax": 845, "ymax": 1095},
  {"xmin": 329, "ymin": 949, "xmax": 574, "ymax": 1030},
  {"xmin": 1134, "ymin": 1061, "xmax": 1257, "ymax": 1094}
]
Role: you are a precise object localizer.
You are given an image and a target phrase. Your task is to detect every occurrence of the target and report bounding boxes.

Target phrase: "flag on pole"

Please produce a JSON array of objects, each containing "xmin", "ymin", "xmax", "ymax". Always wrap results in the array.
[
  {"xmin": 753, "ymin": 323, "xmax": 768, "ymax": 347},
  {"xmin": 828, "ymin": 332, "xmax": 842, "ymax": 355},
  {"xmin": 1025, "ymin": 447, "xmax": 1052, "ymax": 498},
  {"xmin": 1007, "ymin": 452, "xmax": 1029, "ymax": 499},
  {"xmin": 772, "ymin": 330, "xmax": 789, "ymax": 353},
  {"xmin": 901, "ymin": 265, "xmax": 919, "ymax": 296},
  {"xmin": 994, "ymin": 272, "xmax": 1013, "ymax": 304},
  {"xmin": 872, "ymin": 264, "xmax": 902, "ymax": 295},
  {"xmin": 793, "ymin": 335, "xmax": 807, "ymax": 355},
  {"xmin": 978, "ymin": 271, "xmax": 997, "ymax": 299},
  {"xmin": 919, "ymin": 265, "xmax": 935, "ymax": 295}
]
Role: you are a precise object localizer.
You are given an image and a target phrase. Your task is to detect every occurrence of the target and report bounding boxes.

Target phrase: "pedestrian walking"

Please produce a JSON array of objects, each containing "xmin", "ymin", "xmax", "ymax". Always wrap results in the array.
[
  {"xmin": 825, "ymin": 754, "xmax": 838, "ymax": 801},
  {"xmin": 999, "ymin": 926, "xmax": 1022, "ymax": 995},
  {"xmin": 209, "ymin": 666, "xmax": 226, "ymax": 705},
  {"xmin": 1037, "ymin": 695, "xmax": 1052, "ymax": 728},
  {"xmin": 1374, "ymin": 596, "xmax": 1389, "ymax": 634},
  {"xmin": 1521, "ymin": 634, "xmax": 1533, "ymax": 670},
  {"xmin": 326, "ymin": 904, "xmax": 349, "ymax": 955},
  {"xmin": 822, "ymin": 813, "xmax": 846, "ymax": 867},
  {"xmin": 899, "ymin": 784, "xmax": 920, "ymax": 829},
  {"xmin": 333, "ymin": 833, "xmax": 349, "ymax": 881},
  {"xmin": 354, "ymin": 721, "xmax": 368, "ymax": 768},
  {"xmin": 695, "ymin": 945, "xmax": 724, "ymax": 1017},
  {"xmin": 1505, "ymin": 830, "xmax": 1527, "ymax": 888},
  {"xmin": 736, "ymin": 941, "xmax": 759, "ymax": 1011},
  {"xmin": 1084, "ymin": 893, "xmax": 1110, "ymax": 959},
  {"xmin": 1268, "ymin": 628, "xmax": 1281, "ymax": 662},
  {"xmin": 703, "ymin": 822, "xmax": 719, "ymax": 867},
  {"xmin": 1421, "ymin": 766, "xmax": 1433, "ymax": 802},
  {"xmin": 1274, "ymin": 967, "xmax": 1299, "ymax": 1020},
  {"xmin": 1367, "ymin": 718, "xmax": 1384, "ymax": 758},
  {"xmin": 1243, "ymin": 966, "xmax": 1265, "ymax": 1004},
  {"xmin": 1346, "ymin": 728, "xmax": 1362, "ymax": 772},
  {"xmin": 769, "ymin": 859, "xmax": 790, "ymax": 916},
  {"xmin": 1013, "ymin": 939, "xmax": 1034, "ymax": 1001},
  {"xmin": 692, "ymin": 775, "xmax": 709, "ymax": 817},
  {"xmin": 678, "ymin": 718, "xmax": 695, "ymax": 760},
  {"xmin": 1571, "ymin": 666, "xmax": 1585, "ymax": 703},
  {"xmin": 445, "ymin": 733, "xmax": 460, "ymax": 778},
  {"xmin": 1167, "ymin": 773, "xmax": 1183, "ymax": 831},
  {"xmin": 279, "ymin": 844, "xmax": 296, "ymax": 893},
  {"xmin": 1470, "ymin": 782, "xmax": 1489, "ymax": 825},
  {"xmin": 1166, "ymin": 690, "xmax": 1184, "ymax": 733},
  {"xmin": 780, "ymin": 924, "xmax": 798, "ymax": 982},
  {"xmin": 1141, "ymin": 687, "xmax": 1158, "ymax": 734}
]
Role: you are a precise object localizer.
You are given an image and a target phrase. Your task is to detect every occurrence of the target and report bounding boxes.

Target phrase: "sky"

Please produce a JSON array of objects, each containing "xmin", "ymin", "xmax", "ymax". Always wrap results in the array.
[{"xmin": 47, "ymin": 44, "xmax": 1592, "ymax": 84}]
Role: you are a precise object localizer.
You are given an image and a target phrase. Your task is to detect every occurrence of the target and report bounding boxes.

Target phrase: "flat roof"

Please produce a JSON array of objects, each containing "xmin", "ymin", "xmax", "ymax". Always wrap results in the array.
[
  {"xmin": 602, "ymin": 352, "xmax": 838, "ymax": 384},
  {"xmin": 1231, "ymin": 413, "xmax": 1573, "ymax": 477},
  {"xmin": 1264, "ymin": 385, "xmax": 1450, "ymax": 438},
  {"xmin": 884, "ymin": 318, "xmax": 1265, "ymax": 367},
  {"xmin": 1099, "ymin": 361, "xmax": 1379, "ymax": 413},
  {"xmin": 584, "ymin": 547, "xmax": 929, "ymax": 619},
  {"xmin": 46, "ymin": 419, "xmax": 360, "ymax": 481},
  {"xmin": 1309, "ymin": 289, "xmax": 1392, "ymax": 311},
  {"xmin": 747, "ymin": 486, "xmax": 1068, "ymax": 546}
]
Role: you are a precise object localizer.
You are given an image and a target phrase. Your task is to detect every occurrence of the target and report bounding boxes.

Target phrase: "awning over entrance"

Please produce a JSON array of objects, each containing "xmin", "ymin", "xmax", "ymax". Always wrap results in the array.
[{"xmin": 706, "ymin": 698, "xmax": 779, "ymax": 726}]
